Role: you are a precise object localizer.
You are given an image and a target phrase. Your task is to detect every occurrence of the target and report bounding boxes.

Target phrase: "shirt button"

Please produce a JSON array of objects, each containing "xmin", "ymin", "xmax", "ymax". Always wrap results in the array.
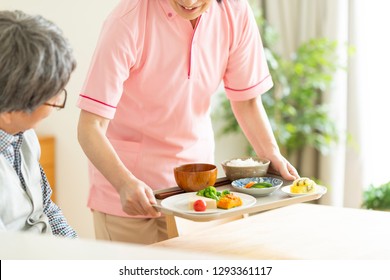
[{"xmin": 168, "ymin": 12, "xmax": 172, "ymax": 17}]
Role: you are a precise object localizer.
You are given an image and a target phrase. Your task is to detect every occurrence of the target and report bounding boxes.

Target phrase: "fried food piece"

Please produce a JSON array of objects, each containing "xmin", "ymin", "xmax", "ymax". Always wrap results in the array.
[
  {"xmin": 217, "ymin": 193, "xmax": 243, "ymax": 209},
  {"xmin": 290, "ymin": 177, "xmax": 316, "ymax": 193}
]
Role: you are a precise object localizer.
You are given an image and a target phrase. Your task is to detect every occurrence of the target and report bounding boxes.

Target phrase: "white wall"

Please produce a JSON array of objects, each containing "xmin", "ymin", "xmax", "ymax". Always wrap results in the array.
[
  {"xmin": 1, "ymin": 0, "xmax": 246, "ymax": 239},
  {"xmin": 1, "ymin": 0, "xmax": 121, "ymax": 238}
]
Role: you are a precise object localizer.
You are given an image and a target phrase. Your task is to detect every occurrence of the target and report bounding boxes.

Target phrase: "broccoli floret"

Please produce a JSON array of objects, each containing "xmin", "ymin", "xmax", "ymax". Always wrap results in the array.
[
  {"xmin": 221, "ymin": 190, "xmax": 231, "ymax": 196},
  {"xmin": 196, "ymin": 187, "xmax": 231, "ymax": 201},
  {"xmin": 196, "ymin": 189, "xmax": 205, "ymax": 196}
]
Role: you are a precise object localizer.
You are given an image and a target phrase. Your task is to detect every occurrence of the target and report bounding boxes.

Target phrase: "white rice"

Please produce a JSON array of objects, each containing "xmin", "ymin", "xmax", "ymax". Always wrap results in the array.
[{"xmin": 226, "ymin": 158, "xmax": 262, "ymax": 167}]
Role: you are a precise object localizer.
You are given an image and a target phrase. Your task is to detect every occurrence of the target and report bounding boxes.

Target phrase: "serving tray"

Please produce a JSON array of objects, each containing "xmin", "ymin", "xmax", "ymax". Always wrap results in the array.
[{"xmin": 154, "ymin": 176, "xmax": 326, "ymax": 222}]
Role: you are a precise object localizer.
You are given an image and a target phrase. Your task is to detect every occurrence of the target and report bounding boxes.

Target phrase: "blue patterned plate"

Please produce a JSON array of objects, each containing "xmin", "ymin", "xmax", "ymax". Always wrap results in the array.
[{"xmin": 231, "ymin": 177, "xmax": 283, "ymax": 197}]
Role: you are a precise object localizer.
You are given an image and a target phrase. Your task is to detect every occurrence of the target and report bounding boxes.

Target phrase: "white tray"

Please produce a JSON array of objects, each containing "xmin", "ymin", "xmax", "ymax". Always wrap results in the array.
[{"xmin": 155, "ymin": 178, "xmax": 327, "ymax": 222}]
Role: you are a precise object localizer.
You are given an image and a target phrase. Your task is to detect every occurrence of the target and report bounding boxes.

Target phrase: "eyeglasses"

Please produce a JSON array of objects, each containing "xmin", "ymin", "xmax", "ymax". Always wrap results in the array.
[{"xmin": 44, "ymin": 89, "xmax": 67, "ymax": 110}]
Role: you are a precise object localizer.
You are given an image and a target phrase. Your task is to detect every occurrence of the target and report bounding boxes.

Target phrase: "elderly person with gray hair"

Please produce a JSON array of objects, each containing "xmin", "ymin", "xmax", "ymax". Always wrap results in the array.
[{"xmin": 0, "ymin": 10, "xmax": 77, "ymax": 237}]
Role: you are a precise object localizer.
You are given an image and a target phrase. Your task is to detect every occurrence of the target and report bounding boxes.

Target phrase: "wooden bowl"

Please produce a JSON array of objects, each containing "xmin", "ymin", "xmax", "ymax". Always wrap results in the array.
[{"xmin": 174, "ymin": 163, "xmax": 218, "ymax": 192}]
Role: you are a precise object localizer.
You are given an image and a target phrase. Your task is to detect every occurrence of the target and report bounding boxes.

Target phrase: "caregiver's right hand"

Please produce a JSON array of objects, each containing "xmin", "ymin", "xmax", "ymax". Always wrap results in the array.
[{"xmin": 119, "ymin": 181, "xmax": 161, "ymax": 217}]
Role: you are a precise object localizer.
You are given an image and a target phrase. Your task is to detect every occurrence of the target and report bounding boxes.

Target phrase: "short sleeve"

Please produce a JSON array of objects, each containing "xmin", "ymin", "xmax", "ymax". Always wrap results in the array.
[
  {"xmin": 223, "ymin": 1, "xmax": 273, "ymax": 101},
  {"xmin": 77, "ymin": 16, "xmax": 137, "ymax": 119}
]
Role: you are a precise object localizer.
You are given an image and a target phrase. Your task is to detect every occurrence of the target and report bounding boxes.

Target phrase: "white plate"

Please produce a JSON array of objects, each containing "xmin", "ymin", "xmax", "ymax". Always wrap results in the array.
[
  {"xmin": 281, "ymin": 185, "xmax": 327, "ymax": 197},
  {"xmin": 161, "ymin": 192, "xmax": 256, "ymax": 214}
]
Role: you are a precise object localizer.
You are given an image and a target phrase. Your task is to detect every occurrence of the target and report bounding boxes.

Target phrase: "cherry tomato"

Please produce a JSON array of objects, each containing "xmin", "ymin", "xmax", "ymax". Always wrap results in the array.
[{"xmin": 193, "ymin": 199, "xmax": 207, "ymax": 212}]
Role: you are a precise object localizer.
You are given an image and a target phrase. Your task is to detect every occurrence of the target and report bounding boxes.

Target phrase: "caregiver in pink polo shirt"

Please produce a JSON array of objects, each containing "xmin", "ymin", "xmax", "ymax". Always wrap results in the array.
[{"xmin": 77, "ymin": 0, "xmax": 299, "ymax": 244}]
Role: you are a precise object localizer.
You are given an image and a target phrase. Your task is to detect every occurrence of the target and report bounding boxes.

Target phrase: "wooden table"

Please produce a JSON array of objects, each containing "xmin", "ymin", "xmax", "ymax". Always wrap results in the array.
[
  {"xmin": 0, "ymin": 231, "xmax": 226, "ymax": 260},
  {"xmin": 153, "ymin": 203, "xmax": 390, "ymax": 259}
]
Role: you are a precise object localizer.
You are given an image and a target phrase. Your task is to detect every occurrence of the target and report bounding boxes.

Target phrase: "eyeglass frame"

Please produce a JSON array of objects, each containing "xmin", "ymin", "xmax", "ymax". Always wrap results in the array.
[{"xmin": 44, "ymin": 89, "xmax": 67, "ymax": 110}]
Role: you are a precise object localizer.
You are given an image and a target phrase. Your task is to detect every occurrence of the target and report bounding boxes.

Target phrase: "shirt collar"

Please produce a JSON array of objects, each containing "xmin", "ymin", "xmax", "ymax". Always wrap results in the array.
[
  {"xmin": 159, "ymin": 0, "xmax": 210, "ymax": 21},
  {"xmin": 0, "ymin": 130, "xmax": 24, "ymax": 154}
]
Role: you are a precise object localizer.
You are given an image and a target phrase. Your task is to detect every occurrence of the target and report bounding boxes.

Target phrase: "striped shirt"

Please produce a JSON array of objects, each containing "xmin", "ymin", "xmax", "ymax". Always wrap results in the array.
[{"xmin": 0, "ymin": 130, "xmax": 77, "ymax": 238}]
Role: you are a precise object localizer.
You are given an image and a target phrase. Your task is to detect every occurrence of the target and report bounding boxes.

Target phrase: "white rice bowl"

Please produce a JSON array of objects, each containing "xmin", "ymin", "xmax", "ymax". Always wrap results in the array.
[{"xmin": 226, "ymin": 158, "xmax": 262, "ymax": 167}]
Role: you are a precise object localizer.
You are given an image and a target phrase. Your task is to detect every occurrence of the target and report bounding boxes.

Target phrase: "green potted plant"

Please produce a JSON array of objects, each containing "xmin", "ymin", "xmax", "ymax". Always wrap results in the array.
[
  {"xmin": 362, "ymin": 182, "xmax": 390, "ymax": 211},
  {"xmin": 213, "ymin": 7, "xmax": 348, "ymax": 174}
]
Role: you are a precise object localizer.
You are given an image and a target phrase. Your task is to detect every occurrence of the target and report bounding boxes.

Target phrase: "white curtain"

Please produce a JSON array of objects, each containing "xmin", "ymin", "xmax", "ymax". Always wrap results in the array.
[
  {"xmin": 260, "ymin": 0, "xmax": 341, "ymax": 57},
  {"xmin": 349, "ymin": 1, "xmax": 390, "ymax": 190},
  {"xmin": 259, "ymin": 0, "xmax": 363, "ymax": 207}
]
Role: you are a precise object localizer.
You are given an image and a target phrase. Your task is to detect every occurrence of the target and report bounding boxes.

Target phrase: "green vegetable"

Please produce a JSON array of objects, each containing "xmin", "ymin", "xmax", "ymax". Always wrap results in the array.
[
  {"xmin": 196, "ymin": 186, "xmax": 230, "ymax": 201},
  {"xmin": 196, "ymin": 186, "xmax": 218, "ymax": 200},
  {"xmin": 221, "ymin": 190, "xmax": 231, "ymax": 196},
  {"xmin": 196, "ymin": 189, "xmax": 205, "ymax": 196},
  {"xmin": 251, "ymin": 182, "xmax": 273, "ymax": 189}
]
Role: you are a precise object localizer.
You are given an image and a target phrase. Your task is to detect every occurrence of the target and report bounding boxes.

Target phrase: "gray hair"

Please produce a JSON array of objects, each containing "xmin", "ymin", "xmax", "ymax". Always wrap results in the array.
[{"xmin": 0, "ymin": 10, "xmax": 76, "ymax": 113}]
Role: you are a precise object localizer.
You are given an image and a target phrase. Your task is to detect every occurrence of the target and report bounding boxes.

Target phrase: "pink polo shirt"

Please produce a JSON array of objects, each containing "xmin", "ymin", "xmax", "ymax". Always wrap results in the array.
[{"xmin": 77, "ymin": 0, "xmax": 273, "ymax": 217}]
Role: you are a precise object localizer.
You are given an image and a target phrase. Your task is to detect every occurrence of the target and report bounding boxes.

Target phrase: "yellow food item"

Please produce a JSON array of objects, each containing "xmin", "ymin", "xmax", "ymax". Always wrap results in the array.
[
  {"xmin": 217, "ymin": 193, "xmax": 243, "ymax": 209},
  {"xmin": 290, "ymin": 177, "xmax": 316, "ymax": 193}
]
